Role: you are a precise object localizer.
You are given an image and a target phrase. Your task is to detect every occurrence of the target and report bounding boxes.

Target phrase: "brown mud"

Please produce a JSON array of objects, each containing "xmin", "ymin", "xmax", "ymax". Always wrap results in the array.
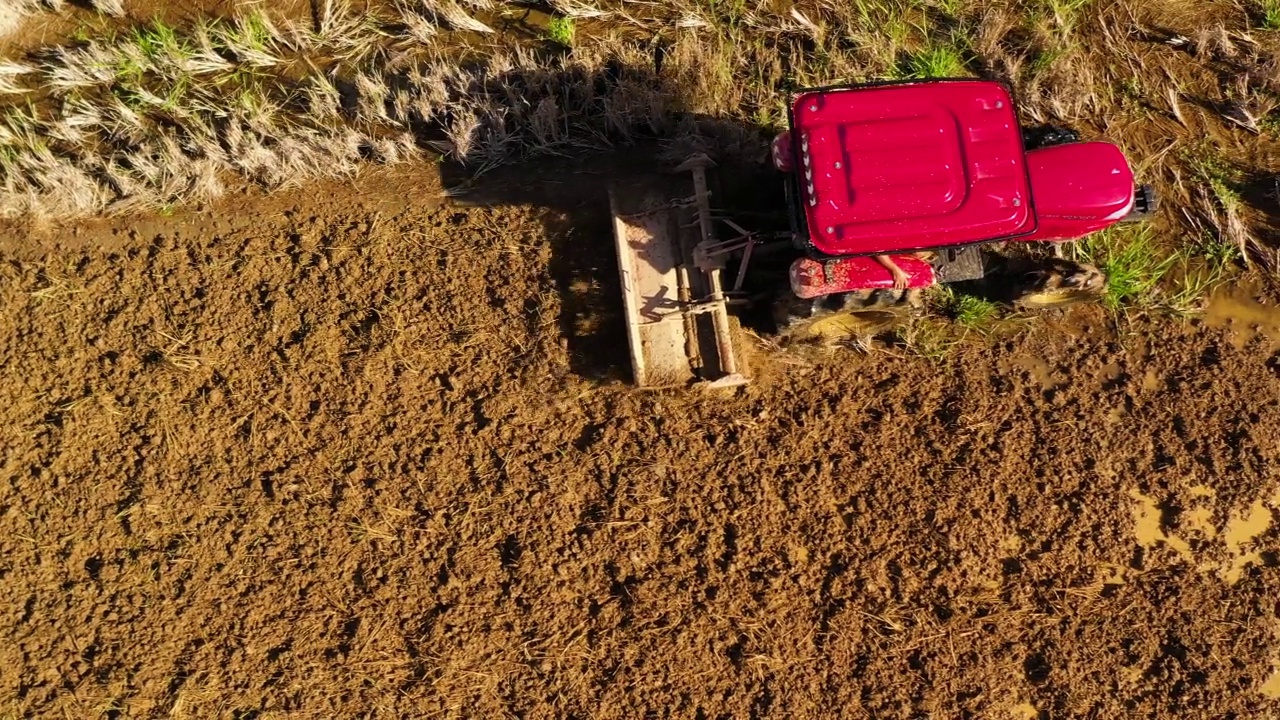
[{"xmin": 2, "ymin": 160, "xmax": 1280, "ymax": 718}]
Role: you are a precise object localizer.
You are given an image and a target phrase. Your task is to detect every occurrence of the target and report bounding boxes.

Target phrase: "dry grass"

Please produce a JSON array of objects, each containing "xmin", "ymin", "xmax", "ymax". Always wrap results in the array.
[
  {"xmin": 0, "ymin": 0, "xmax": 1275, "ymax": 279},
  {"xmin": 0, "ymin": 1, "xmax": 48, "ymax": 39},
  {"xmin": 0, "ymin": 0, "xmax": 127, "ymax": 39}
]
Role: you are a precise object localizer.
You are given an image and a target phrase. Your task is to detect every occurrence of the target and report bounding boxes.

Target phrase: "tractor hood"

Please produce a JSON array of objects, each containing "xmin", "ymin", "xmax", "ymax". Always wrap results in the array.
[{"xmin": 790, "ymin": 80, "xmax": 1036, "ymax": 256}]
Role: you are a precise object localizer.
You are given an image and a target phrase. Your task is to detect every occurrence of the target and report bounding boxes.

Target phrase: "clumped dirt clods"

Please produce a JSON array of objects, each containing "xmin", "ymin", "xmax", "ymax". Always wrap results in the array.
[{"xmin": 2, "ymin": 166, "xmax": 1280, "ymax": 718}]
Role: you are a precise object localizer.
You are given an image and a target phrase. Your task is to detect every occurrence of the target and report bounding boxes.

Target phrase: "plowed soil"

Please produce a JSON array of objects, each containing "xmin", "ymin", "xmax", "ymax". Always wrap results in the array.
[{"xmin": 3, "ymin": 161, "xmax": 1280, "ymax": 719}]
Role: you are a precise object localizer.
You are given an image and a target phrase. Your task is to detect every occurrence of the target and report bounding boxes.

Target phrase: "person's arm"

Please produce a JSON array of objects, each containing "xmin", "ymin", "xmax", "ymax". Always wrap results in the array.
[{"xmin": 874, "ymin": 255, "xmax": 910, "ymax": 290}]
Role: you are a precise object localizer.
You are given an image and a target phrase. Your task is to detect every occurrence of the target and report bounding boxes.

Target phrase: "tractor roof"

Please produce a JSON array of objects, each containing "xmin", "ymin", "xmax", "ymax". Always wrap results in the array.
[{"xmin": 790, "ymin": 80, "xmax": 1035, "ymax": 256}]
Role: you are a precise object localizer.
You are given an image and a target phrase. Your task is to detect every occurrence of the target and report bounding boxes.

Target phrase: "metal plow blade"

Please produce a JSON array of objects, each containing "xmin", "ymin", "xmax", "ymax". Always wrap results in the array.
[{"xmin": 609, "ymin": 164, "xmax": 748, "ymax": 389}]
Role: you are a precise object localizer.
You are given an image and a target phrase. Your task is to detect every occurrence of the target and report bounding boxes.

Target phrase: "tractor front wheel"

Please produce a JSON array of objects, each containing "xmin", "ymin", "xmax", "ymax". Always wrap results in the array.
[{"xmin": 1010, "ymin": 259, "xmax": 1108, "ymax": 309}]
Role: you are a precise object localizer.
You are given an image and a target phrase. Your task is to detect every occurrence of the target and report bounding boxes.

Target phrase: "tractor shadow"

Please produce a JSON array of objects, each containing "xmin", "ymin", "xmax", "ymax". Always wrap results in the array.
[
  {"xmin": 439, "ymin": 154, "xmax": 638, "ymax": 382},
  {"xmin": 433, "ymin": 68, "xmax": 783, "ymax": 380}
]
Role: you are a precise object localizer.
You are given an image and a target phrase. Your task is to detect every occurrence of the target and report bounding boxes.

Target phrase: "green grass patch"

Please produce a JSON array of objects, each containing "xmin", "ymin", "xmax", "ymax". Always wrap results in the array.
[
  {"xmin": 1184, "ymin": 149, "xmax": 1243, "ymax": 207},
  {"xmin": 1164, "ymin": 262, "xmax": 1227, "ymax": 316},
  {"xmin": 112, "ymin": 50, "xmax": 148, "ymax": 85},
  {"xmin": 934, "ymin": 286, "xmax": 1001, "ymax": 329},
  {"xmin": 951, "ymin": 294, "xmax": 1000, "ymax": 328},
  {"xmin": 1163, "ymin": 235, "xmax": 1240, "ymax": 315},
  {"xmin": 1030, "ymin": 47, "xmax": 1065, "ymax": 74},
  {"xmin": 897, "ymin": 43, "xmax": 968, "ymax": 79},
  {"xmin": 929, "ymin": 0, "xmax": 964, "ymax": 18},
  {"xmin": 1260, "ymin": 0, "xmax": 1280, "ymax": 29},
  {"xmin": 1070, "ymin": 225, "xmax": 1180, "ymax": 310},
  {"xmin": 545, "ymin": 16, "xmax": 575, "ymax": 47},
  {"xmin": 1070, "ymin": 223, "xmax": 1239, "ymax": 316},
  {"xmin": 231, "ymin": 12, "xmax": 275, "ymax": 52},
  {"xmin": 1195, "ymin": 234, "xmax": 1242, "ymax": 267},
  {"xmin": 131, "ymin": 21, "xmax": 186, "ymax": 63}
]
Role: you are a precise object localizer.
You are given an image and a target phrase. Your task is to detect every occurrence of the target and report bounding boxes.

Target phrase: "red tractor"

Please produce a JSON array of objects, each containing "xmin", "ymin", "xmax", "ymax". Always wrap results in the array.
[{"xmin": 609, "ymin": 79, "xmax": 1155, "ymax": 388}]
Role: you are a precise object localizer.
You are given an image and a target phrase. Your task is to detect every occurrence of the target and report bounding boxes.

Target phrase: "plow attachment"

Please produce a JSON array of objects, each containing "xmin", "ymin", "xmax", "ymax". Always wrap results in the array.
[{"xmin": 609, "ymin": 160, "xmax": 749, "ymax": 389}]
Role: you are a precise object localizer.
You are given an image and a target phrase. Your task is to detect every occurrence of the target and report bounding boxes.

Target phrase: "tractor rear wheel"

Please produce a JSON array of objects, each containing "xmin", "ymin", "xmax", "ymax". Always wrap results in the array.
[{"xmin": 774, "ymin": 289, "xmax": 915, "ymax": 343}]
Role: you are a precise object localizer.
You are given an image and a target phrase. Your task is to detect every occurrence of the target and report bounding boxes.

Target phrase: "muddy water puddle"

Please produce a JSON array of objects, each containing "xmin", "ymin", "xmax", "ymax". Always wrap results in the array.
[
  {"xmin": 1205, "ymin": 290, "xmax": 1280, "ymax": 349},
  {"xmin": 1129, "ymin": 486, "xmax": 1277, "ymax": 584},
  {"xmin": 1263, "ymin": 669, "xmax": 1280, "ymax": 699}
]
